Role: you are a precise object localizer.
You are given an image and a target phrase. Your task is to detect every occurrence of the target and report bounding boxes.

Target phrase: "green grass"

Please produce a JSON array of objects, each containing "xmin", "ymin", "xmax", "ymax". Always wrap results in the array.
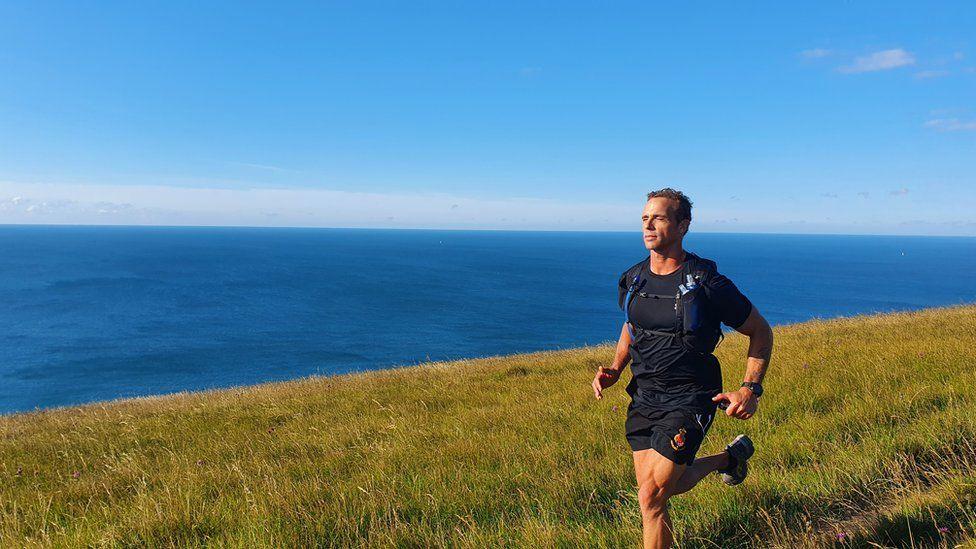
[{"xmin": 2, "ymin": 305, "xmax": 976, "ymax": 548}]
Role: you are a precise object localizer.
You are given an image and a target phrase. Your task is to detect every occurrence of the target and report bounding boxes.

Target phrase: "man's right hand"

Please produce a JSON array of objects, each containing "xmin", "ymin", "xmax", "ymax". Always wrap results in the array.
[{"xmin": 591, "ymin": 366, "xmax": 621, "ymax": 399}]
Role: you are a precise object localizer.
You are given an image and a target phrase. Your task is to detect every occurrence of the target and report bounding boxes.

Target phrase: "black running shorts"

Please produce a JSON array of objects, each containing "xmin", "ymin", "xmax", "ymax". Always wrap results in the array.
[{"xmin": 625, "ymin": 402, "xmax": 716, "ymax": 465}]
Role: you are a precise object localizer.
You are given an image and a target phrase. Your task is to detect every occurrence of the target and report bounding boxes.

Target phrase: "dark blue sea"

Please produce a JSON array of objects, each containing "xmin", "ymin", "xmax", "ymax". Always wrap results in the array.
[{"xmin": 1, "ymin": 226, "xmax": 974, "ymax": 415}]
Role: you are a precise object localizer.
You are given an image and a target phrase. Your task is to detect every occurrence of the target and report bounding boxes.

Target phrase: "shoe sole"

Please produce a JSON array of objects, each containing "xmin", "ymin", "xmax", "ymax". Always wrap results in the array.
[{"xmin": 720, "ymin": 462, "xmax": 747, "ymax": 486}]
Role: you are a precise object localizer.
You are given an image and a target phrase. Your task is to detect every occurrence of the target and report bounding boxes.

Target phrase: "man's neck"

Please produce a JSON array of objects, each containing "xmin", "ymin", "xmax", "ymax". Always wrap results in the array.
[{"xmin": 648, "ymin": 246, "xmax": 687, "ymax": 276}]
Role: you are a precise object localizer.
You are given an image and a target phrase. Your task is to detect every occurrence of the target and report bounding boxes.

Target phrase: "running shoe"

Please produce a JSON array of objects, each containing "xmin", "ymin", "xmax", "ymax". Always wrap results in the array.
[{"xmin": 719, "ymin": 434, "xmax": 754, "ymax": 486}]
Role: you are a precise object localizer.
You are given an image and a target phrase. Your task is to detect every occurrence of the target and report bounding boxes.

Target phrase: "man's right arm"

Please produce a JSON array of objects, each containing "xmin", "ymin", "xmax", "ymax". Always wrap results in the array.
[
  {"xmin": 610, "ymin": 321, "xmax": 632, "ymax": 373},
  {"xmin": 592, "ymin": 322, "xmax": 632, "ymax": 399}
]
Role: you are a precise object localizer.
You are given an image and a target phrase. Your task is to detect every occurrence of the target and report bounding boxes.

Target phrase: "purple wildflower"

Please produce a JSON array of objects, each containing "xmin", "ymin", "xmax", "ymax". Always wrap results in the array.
[
  {"xmin": 837, "ymin": 532, "xmax": 847, "ymax": 542},
  {"xmin": 71, "ymin": 471, "xmax": 80, "ymax": 479},
  {"xmin": 939, "ymin": 527, "xmax": 949, "ymax": 534},
  {"xmin": 611, "ymin": 405, "xmax": 619, "ymax": 412}
]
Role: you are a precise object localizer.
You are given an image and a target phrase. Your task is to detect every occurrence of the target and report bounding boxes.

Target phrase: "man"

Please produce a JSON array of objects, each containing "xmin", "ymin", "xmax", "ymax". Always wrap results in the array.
[{"xmin": 591, "ymin": 188, "xmax": 774, "ymax": 549}]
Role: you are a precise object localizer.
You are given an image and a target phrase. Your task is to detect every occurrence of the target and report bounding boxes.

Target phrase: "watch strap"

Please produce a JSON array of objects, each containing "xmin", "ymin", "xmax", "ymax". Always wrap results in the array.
[{"xmin": 741, "ymin": 381, "xmax": 763, "ymax": 397}]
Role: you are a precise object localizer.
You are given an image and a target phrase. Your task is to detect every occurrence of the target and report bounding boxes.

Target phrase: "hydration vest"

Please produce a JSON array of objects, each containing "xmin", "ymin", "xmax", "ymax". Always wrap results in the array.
[{"xmin": 619, "ymin": 252, "xmax": 725, "ymax": 357}]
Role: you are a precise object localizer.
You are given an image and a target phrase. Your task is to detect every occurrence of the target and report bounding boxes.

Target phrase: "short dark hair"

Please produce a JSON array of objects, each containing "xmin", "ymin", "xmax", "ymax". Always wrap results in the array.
[{"xmin": 646, "ymin": 188, "xmax": 692, "ymax": 223}]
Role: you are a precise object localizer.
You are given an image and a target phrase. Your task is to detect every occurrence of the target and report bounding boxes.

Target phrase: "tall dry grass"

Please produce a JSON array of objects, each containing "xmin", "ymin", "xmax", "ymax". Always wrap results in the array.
[{"xmin": 1, "ymin": 305, "xmax": 975, "ymax": 548}]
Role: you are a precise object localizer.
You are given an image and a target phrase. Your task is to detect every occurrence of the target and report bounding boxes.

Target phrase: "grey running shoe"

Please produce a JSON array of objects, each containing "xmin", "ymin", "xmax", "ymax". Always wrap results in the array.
[{"xmin": 719, "ymin": 434, "xmax": 755, "ymax": 486}]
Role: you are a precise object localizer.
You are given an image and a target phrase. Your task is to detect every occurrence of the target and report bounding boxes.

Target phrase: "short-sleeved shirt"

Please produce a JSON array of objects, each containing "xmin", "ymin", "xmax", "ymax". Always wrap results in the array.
[{"xmin": 617, "ymin": 253, "xmax": 753, "ymax": 408}]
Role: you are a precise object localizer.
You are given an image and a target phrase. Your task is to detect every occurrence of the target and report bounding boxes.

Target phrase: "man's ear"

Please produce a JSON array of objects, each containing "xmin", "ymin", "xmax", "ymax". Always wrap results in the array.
[{"xmin": 680, "ymin": 219, "xmax": 690, "ymax": 235}]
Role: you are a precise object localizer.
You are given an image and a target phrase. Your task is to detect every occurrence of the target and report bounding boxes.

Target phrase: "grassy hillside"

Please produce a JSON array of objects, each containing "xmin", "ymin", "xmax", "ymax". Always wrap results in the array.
[{"xmin": 2, "ymin": 305, "xmax": 976, "ymax": 548}]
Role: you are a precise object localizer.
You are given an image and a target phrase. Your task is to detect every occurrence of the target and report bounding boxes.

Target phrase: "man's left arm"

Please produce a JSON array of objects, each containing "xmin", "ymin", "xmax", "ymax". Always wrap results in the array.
[{"xmin": 712, "ymin": 306, "xmax": 774, "ymax": 420}]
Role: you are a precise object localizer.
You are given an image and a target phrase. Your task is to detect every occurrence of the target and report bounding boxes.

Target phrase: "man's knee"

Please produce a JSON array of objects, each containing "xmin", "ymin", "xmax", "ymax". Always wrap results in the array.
[{"xmin": 637, "ymin": 482, "xmax": 670, "ymax": 514}]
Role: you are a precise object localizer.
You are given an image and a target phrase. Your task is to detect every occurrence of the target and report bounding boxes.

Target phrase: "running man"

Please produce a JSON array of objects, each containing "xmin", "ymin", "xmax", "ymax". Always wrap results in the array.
[{"xmin": 591, "ymin": 188, "xmax": 774, "ymax": 549}]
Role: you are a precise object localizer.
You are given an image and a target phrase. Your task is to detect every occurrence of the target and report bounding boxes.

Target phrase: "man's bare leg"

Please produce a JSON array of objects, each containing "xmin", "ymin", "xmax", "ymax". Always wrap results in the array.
[
  {"xmin": 671, "ymin": 451, "xmax": 730, "ymax": 496},
  {"xmin": 633, "ymin": 448, "xmax": 686, "ymax": 549}
]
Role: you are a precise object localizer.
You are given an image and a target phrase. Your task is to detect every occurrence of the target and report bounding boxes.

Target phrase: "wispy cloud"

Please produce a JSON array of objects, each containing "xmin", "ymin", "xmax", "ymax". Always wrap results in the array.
[
  {"xmin": 914, "ymin": 69, "xmax": 950, "ymax": 79},
  {"xmin": 0, "ymin": 181, "xmax": 634, "ymax": 231},
  {"xmin": 0, "ymin": 195, "xmax": 153, "ymax": 218},
  {"xmin": 820, "ymin": 192, "xmax": 838, "ymax": 199},
  {"xmin": 924, "ymin": 118, "xmax": 976, "ymax": 132},
  {"xmin": 800, "ymin": 48, "xmax": 831, "ymax": 59},
  {"xmin": 889, "ymin": 188, "xmax": 910, "ymax": 196},
  {"xmin": 838, "ymin": 49, "xmax": 915, "ymax": 74},
  {"xmin": 857, "ymin": 192, "xmax": 870, "ymax": 199}
]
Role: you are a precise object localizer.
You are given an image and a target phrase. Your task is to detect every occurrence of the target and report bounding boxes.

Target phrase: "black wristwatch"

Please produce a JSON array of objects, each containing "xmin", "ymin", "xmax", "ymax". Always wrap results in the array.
[{"xmin": 741, "ymin": 382, "xmax": 763, "ymax": 397}]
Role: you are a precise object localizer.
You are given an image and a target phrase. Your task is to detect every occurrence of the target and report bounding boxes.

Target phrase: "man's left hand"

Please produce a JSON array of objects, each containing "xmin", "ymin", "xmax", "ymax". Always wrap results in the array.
[{"xmin": 712, "ymin": 387, "xmax": 759, "ymax": 420}]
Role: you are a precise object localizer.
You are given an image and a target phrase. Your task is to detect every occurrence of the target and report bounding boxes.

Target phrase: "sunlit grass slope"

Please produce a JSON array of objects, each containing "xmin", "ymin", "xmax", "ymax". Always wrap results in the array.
[{"xmin": 2, "ymin": 305, "xmax": 976, "ymax": 548}]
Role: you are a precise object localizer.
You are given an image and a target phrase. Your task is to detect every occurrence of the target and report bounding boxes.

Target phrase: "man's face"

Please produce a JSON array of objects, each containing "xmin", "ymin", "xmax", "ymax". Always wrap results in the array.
[{"xmin": 642, "ymin": 197, "xmax": 688, "ymax": 252}]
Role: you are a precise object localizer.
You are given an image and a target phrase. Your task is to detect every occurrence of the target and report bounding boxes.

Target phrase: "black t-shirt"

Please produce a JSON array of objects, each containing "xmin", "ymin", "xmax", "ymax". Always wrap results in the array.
[{"xmin": 616, "ymin": 253, "xmax": 753, "ymax": 406}]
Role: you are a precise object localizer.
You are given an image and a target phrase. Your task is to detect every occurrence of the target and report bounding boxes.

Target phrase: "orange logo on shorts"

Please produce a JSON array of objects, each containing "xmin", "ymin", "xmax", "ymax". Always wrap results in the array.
[{"xmin": 671, "ymin": 428, "xmax": 687, "ymax": 451}]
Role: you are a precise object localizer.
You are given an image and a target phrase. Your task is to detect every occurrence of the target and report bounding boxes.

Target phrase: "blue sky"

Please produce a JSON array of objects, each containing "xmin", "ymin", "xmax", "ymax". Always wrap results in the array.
[{"xmin": 1, "ymin": 2, "xmax": 974, "ymax": 235}]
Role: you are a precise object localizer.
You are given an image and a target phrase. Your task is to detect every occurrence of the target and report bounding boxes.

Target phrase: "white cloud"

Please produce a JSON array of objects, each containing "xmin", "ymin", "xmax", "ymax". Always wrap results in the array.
[
  {"xmin": 924, "ymin": 118, "xmax": 976, "ymax": 132},
  {"xmin": 914, "ymin": 70, "xmax": 950, "ymax": 79},
  {"xmin": 838, "ymin": 49, "xmax": 915, "ymax": 74},
  {"xmin": 889, "ymin": 188, "xmax": 910, "ymax": 196},
  {"xmin": 0, "ymin": 181, "xmax": 636, "ymax": 231},
  {"xmin": 800, "ymin": 48, "xmax": 831, "ymax": 59},
  {"xmin": 0, "ymin": 195, "xmax": 158, "ymax": 218}
]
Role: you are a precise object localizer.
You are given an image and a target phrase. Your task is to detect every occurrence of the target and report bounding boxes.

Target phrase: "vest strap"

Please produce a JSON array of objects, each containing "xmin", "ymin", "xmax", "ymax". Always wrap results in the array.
[
  {"xmin": 630, "ymin": 324, "xmax": 680, "ymax": 338},
  {"xmin": 635, "ymin": 292, "xmax": 677, "ymax": 299}
]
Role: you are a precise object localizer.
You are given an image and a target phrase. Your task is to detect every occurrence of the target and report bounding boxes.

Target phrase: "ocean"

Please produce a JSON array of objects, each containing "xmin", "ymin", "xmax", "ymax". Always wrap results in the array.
[{"xmin": 1, "ymin": 225, "xmax": 973, "ymax": 415}]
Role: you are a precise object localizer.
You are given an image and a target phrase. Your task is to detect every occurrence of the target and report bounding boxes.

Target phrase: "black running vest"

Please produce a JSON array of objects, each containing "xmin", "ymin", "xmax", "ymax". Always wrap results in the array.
[
  {"xmin": 618, "ymin": 252, "xmax": 727, "ymax": 408},
  {"xmin": 619, "ymin": 252, "xmax": 724, "ymax": 357}
]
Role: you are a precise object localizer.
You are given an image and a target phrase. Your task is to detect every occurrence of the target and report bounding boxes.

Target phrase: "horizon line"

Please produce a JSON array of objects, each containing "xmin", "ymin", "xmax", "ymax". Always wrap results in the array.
[{"xmin": 0, "ymin": 222, "xmax": 973, "ymax": 239}]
